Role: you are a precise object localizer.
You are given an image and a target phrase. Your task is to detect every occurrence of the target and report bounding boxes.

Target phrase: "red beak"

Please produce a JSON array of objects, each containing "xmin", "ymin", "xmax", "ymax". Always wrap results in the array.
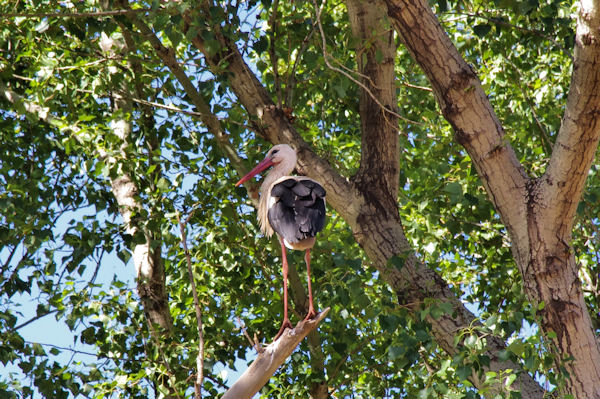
[{"xmin": 235, "ymin": 157, "xmax": 275, "ymax": 187}]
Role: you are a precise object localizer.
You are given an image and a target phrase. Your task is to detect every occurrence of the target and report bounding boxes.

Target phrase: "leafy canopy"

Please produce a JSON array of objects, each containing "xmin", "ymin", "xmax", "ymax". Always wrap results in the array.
[{"xmin": 0, "ymin": 0, "xmax": 593, "ymax": 397}]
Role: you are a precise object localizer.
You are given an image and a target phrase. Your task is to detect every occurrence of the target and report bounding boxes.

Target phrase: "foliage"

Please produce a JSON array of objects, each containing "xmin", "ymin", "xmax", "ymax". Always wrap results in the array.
[{"xmin": 0, "ymin": 0, "xmax": 595, "ymax": 397}]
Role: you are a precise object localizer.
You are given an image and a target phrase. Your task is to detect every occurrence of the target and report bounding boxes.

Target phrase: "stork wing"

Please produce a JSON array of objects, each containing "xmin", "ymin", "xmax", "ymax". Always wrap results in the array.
[{"xmin": 268, "ymin": 178, "xmax": 326, "ymax": 244}]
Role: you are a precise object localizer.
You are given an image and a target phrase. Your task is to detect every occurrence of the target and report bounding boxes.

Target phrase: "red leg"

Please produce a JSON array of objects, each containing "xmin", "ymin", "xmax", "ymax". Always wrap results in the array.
[
  {"xmin": 274, "ymin": 237, "xmax": 293, "ymax": 340},
  {"xmin": 304, "ymin": 248, "xmax": 317, "ymax": 320}
]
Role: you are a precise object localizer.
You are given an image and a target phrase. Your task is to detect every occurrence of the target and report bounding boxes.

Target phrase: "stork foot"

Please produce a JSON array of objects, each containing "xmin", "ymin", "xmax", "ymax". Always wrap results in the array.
[
  {"xmin": 274, "ymin": 318, "xmax": 293, "ymax": 340},
  {"xmin": 303, "ymin": 307, "xmax": 318, "ymax": 321}
]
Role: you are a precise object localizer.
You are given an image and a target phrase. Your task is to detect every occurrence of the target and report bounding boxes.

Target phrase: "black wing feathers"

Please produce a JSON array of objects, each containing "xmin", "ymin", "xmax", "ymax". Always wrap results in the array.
[{"xmin": 268, "ymin": 179, "xmax": 326, "ymax": 244}]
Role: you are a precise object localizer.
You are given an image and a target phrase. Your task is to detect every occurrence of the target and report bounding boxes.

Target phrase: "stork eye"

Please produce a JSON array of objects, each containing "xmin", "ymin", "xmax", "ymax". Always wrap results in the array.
[{"xmin": 271, "ymin": 149, "xmax": 279, "ymax": 155}]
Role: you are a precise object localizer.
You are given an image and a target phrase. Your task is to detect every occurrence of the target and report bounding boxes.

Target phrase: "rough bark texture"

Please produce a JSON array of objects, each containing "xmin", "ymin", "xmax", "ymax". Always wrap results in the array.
[
  {"xmin": 106, "ymin": 26, "xmax": 173, "ymax": 333},
  {"xmin": 109, "ymin": 169, "xmax": 173, "ymax": 332},
  {"xmin": 383, "ymin": 0, "xmax": 600, "ymax": 396},
  {"xmin": 179, "ymin": 3, "xmax": 544, "ymax": 397},
  {"xmin": 346, "ymin": 0, "xmax": 400, "ymax": 205}
]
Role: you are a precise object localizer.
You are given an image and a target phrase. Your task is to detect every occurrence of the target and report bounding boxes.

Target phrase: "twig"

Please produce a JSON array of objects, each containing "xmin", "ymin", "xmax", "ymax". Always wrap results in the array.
[
  {"xmin": 124, "ymin": 13, "xmax": 256, "ymax": 191},
  {"xmin": 177, "ymin": 211, "xmax": 204, "ymax": 399},
  {"xmin": 145, "ymin": 317, "xmax": 183, "ymax": 399},
  {"xmin": 286, "ymin": 27, "xmax": 315, "ymax": 106},
  {"xmin": 12, "ymin": 310, "xmax": 58, "ymax": 331},
  {"xmin": 267, "ymin": 0, "xmax": 283, "ymax": 107},
  {"xmin": 24, "ymin": 341, "xmax": 98, "ymax": 357},
  {"xmin": 128, "ymin": 95, "xmax": 205, "ymax": 117},
  {"xmin": 401, "ymin": 81, "xmax": 433, "ymax": 91},
  {"xmin": 503, "ymin": 59, "xmax": 553, "ymax": 155},
  {"xmin": 0, "ymin": 8, "xmax": 151, "ymax": 19},
  {"xmin": 328, "ymin": 341, "xmax": 361, "ymax": 382},
  {"xmin": 0, "ymin": 242, "xmax": 20, "ymax": 277},
  {"xmin": 236, "ymin": 317, "xmax": 264, "ymax": 354},
  {"xmin": 311, "ymin": 0, "xmax": 424, "ymax": 126},
  {"xmin": 441, "ymin": 11, "xmax": 572, "ymax": 59}
]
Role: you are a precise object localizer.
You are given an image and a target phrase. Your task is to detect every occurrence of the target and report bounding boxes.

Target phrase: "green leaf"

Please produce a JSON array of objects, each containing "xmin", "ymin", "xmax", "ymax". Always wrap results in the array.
[
  {"xmin": 444, "ymin": 182, "xmax": 462, "ymax": 203},
  {"xmin": 464, "ymin": 334, "xmax": 477, "ymax": 348},
  {"xmin": 504, "ymin": 373, "xmax": 517, "ymax": 387},
  {"xmin": 388, "ymin": 346, "xmax": 404, "ymax": 361},
  {"xmin": 387, "ymin": 251, "xmax": 411, "ymax": 271},
  {"xmin": 379, "ymin": 314, "xmax": 400, "ymax": 333},
  {"xmin": 333, "ymin": 84, "xmax": 346, "ymax": 98},
  {"xmin": 473, "ymin": 24, "xmax": 492, "ymax": 37},
  {"xmin": 32, "ymin": 343, "xmax": 46, "ymax": 356},
  {"xmin": 375, "ymin": 49, "xmax": 384, "ymax": 64},
  {"xmin": 456, "ymin": 364, "xmax": 472, "ymax": 380},
  {"xmin": 117, "ymin": 249, "xmax": 131, "ymax": 264},
  {"xmin": 254, "ymin": 36, "xmax": 269, "ymax": 54},
  {"xmin": 34, "ymin": 19, "xmax": 50, "ymax": 33},
  {"xmin": 507, "ymin": 339, "xmax": 526, "ymax": 356},
  {"xmin": 157, "ymin": 177, "xmax": 171, "ymax": 191}
]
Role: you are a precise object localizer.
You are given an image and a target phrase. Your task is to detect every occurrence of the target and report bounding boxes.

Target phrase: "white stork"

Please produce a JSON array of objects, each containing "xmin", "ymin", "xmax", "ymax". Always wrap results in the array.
[{"xmin": 235, "ymin": 144, "xmax": 326, "ymax": 338}]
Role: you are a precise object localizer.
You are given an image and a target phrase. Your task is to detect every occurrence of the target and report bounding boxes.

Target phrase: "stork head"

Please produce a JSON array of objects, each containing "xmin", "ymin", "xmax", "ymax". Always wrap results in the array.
[{"xmin": 235, "ymin": 144, "xmax": 297, "ymax": 187}]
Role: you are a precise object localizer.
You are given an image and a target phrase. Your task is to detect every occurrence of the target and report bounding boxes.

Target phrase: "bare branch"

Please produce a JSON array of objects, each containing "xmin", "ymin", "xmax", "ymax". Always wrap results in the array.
[
  {"xmin": 311, "ymin": 0, "xmax": 422, "ymax": 126},
  {"xmin": 177, "ymin": 212, "xmax": 205, "ymax": 399},
  {"xmin": 13, "ymin": 310, "xmax": 58, "ymax": 331},
  {"xmin": 383, "ymin": 0, "xmax": 529, "ymax": 244},
  {"xmin": 542, "ymin": 0, "xmax": 600, "ymax": 234},
  {"xmin": 236, "ymin": 317, "xmax": 264, "ymax": 354},
  {"xmin": 25, "ymin": 341, "xmax": 98, "ymax": 357},
  {"xmin": 268, "ymin": 0, "xmax": 283, "ymax": 107},
  {"xmin": 222, "ymin": 308, "xmax": 330, "ymax": 399},
  {"xmin": 0, "ymin": 8, "xmax": 151, "ymax": 19}
]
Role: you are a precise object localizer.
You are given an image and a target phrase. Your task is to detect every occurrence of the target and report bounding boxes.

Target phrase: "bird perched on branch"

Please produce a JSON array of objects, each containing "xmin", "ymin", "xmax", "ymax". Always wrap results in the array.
[{"xmin": 235, "ymin": 144, "xmax": 326, "ymax": 339}]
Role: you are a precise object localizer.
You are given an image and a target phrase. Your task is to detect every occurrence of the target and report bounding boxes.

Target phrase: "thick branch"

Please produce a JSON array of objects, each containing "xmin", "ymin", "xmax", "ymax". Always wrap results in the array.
[
  {"xmin": 346, "ymin": 0, "xmax": 400, "ymax": 206},
  {"xmin": 383, "ymin": 0, "xmax": 600, "ymax": 396},
  {"xmin": 518, "ymin": 3, "xmax": 600, "ymax": 396},
  {"xmin": 2, "ymin": 51, "xmax": 174, "ymax": 337},
  {"xmin": 125, "ymin": 12, "xmax": 253, "ymax": 202},
  {"xmin": 125, "ymin": 12, "xmax": 333, "ymax": 396},
  {"xmin": 542, "ymin": 0, "xmax": 600, "ymax": 236},
  {"xmin": 222, "ymin": 308, "xmax": 330, "ymax": 399},
  {"xmin": 107, "ymin": 25, "xmax": 173, "ymax": 332},
  {"xmin": 181, "ymin": 10, "xmax": 359, "ymax": 218},
  {"xmin": 383, "ymin": 0, "xmax": 530, "ymax": 253}
]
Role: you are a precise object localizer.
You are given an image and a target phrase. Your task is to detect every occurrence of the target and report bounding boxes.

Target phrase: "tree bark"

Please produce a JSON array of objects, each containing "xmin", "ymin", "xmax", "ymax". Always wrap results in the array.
[
  {"xmin": 221, "ymin": 309, "xmax": 330, "ymax": 399},
  {"xmin": 346, "ymin": 0, "xmax": 400, "ymax": 204},
  {"xmin": 382, "ymin": 0, "xmax": 600, "ymax": 396},
  {"xmin": 103, "ymin": 26, "xmax": 173, "ymax": 333}
]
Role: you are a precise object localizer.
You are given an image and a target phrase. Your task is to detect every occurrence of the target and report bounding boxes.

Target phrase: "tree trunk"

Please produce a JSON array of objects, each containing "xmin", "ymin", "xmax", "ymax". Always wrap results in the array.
[
  {"xmin": 0, "ymin": 81, "xmax": 173, "ymax": 332},
  {"xmin": 346, "ymin": 0, "xmax": 400, "ymax": 203},
  {"xmin": 523, "ymin": 195, "xmax": 600, "ymax": 396},
  {"xmin": 104, "ymin": 26, "xmax": 173, "ymax": 333},
  {"xmin": 382, "ymin": 0, "xmax": 600, "ymax": 396}
]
